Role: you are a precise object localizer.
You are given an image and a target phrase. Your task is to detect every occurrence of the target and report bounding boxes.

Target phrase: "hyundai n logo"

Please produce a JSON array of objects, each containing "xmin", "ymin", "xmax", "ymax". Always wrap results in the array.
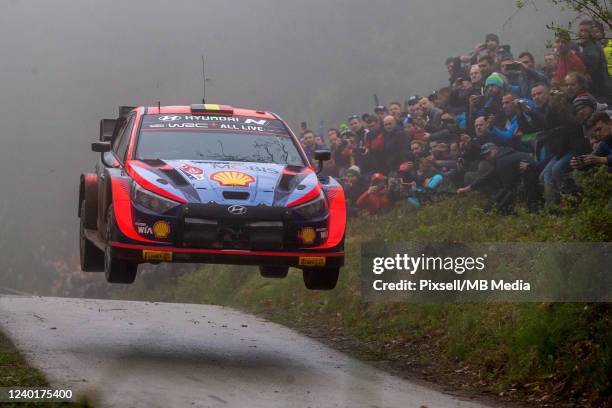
[
  {"xmin": 158, "ymin": 115, "xmax": 182, "ymax": 122},
  {"xmin": 227, "ymin": 205, "xmax": 247, "ymax": 215}
]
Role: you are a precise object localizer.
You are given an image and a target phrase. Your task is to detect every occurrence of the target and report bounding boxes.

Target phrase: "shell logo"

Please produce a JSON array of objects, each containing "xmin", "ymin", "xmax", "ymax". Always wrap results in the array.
[
  {"xmin": 210, "ymin": 171, "xmax": 255, "ymax": 187},
  {"xmin": 300, "ymin": 227, "xmax": 317, "ymax": 245},
  {"xmin": 152, "ymin": 221, "xmax": 171, "ymax": 239}
]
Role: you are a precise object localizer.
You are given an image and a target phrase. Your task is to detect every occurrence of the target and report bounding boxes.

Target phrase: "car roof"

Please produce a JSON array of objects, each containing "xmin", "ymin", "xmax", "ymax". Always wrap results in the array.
[{"xmin": 142, "ymin": 105, "xmax": 277, "ymax": 120}]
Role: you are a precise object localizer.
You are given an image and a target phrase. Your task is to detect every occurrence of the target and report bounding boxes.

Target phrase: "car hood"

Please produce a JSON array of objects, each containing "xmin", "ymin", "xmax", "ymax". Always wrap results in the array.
[{"xmin": 127, "ymin": 159, "xmax": 319, "ymax": 207}]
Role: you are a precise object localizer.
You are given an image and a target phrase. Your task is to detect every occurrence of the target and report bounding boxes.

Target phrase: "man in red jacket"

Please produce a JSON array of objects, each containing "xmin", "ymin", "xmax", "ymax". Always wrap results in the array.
[
  {"xmin": 356, "ymin": 173, "xmax": 394, "ymax": 215},
  {"xmin": 553, "ymin": 33, "xmax": 588, "ymax": 85}
]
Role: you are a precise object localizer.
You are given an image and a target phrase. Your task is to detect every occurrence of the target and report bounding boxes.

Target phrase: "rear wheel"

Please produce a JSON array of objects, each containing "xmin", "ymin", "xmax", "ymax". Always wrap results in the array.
[
  {"xmin": 79, "ymin": 201, "xmax": 104, "ymax": 272},
  {"xmin": 259, "ymin": 266, "xmax": 289, "ymax": 279},
  {"xmin": 302, "ymin": 267, "xmax": 339, "ymax": 290},
  {"xmin": 104, "ymin": 205, "xmax": 138, "ymax": 284}
]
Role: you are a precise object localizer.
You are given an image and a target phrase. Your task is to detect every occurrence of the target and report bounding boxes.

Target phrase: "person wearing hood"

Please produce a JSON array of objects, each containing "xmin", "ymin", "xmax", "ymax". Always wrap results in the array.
[{"xmin": 356, "ymin": 173, "xmax": 393, "ymax": 215}]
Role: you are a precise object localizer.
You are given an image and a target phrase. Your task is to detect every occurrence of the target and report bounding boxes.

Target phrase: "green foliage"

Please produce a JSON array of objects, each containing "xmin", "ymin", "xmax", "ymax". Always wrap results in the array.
[{"xmin": 517, "ymin": 0, "xmax": 611, "ymax": 36}]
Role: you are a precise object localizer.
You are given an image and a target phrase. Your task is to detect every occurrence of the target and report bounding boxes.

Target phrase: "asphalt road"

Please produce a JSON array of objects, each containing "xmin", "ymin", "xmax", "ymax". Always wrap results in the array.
[{"xmin": 0, "ymin": 296, "xmax": 492, "ymax": 408}]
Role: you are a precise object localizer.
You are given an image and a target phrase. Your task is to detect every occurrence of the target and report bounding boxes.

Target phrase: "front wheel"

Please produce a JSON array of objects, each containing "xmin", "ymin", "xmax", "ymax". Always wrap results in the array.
[{"xmin": 302, "ymin": 267, "xmax": 339, "ymax": 290}]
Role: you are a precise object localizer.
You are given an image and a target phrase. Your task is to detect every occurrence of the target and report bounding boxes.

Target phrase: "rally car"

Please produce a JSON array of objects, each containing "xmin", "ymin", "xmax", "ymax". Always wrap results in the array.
[{"xmin": 78, "ymin": 104, "xmax": 346, "ymax": 290}]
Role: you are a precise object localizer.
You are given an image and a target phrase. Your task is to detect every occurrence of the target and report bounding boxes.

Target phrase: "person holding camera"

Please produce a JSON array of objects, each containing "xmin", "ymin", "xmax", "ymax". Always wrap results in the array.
[
  {"xmin": 516, "ymin": 83, "xmax": 550, "ymax": 136},
  {"xmin": 356, "ymin": 173, "xmax": 393, "ymax": 215},
  {"xmin": 500, "ymin": 56, "xmax": 549, "ymax": 99},
  {"xmin": 570, "ymin": 112, "xmax": 612, "ymax": 172}
]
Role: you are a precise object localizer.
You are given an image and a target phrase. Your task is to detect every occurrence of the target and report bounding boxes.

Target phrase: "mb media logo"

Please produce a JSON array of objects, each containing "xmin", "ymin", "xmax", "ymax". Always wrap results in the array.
[
  {"xmin": 227, "ymin": 205, "xmax": 247, "ymax": 215},
  {"xmin": 158, "ymin": 115, "xmax": 182, "ymax": 122}
]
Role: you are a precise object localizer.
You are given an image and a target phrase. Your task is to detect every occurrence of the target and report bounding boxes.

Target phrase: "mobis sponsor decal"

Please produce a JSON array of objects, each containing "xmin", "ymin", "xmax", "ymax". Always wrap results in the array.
[{"xmin": 210, "ymin": 162, "xmax": 280, "ymax": 174}]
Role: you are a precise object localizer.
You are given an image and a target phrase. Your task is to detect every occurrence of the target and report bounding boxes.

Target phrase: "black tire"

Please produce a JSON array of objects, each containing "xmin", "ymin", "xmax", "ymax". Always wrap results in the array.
[
  {"xmin": 104, "ymin": 205, "xmax": 138, "ymax": 284},
  {"xmin": 80, "ymin": 201, "xmax": 104, "ymax": 272},
  {"xmin": 302, "ymin": 267, "xmax": 340, "ymax": 290},
  {"xmin": 259, "ymin": 266, "xmax": 289, "ymax": 279}
]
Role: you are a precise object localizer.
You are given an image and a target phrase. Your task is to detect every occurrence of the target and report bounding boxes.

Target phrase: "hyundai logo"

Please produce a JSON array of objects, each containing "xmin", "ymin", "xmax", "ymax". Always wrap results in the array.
[
  {"xmin": 158, "ymin": 115, "xmax": 182, "ymax": 122},
  {"xmin": 227, "ymin": 205, "xmax": 247, "ymax": 215}
]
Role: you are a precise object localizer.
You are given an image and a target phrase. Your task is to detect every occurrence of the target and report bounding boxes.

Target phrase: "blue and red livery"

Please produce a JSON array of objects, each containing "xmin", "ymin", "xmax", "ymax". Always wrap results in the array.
[{"xmin": 78, "ymin": 104, "xmax": 346, "ymax": 290}]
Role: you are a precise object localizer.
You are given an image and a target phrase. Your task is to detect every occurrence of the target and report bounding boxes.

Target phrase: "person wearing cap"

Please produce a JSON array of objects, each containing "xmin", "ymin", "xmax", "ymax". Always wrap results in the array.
[
  {"xmin": 457, "ymin": 142, "xmax": 540, "ymax": 212},
  {"xmin": 468, "ymin": 72, "xmax": 505, "ymax": 132},
  {"xmin": 374, "ymin": 105, "xmax": 388, "ymax": 121},
  {"xmin": 356, "ymin": 173, "xmax": 393, "ymax": 215},
  {"xmin": 573, "ymin": 94, "xmax": 599, "ymax": 124},
  {"xmin": 342, "ymin": 165, "xmax": 368, "ymax": 217}
]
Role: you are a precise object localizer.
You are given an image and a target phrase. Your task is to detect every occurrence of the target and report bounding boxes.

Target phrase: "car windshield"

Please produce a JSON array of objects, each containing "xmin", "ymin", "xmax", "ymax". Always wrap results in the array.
[{"xmin": 136, "ymin": 114, "xmax": 305, "ymax": 166}]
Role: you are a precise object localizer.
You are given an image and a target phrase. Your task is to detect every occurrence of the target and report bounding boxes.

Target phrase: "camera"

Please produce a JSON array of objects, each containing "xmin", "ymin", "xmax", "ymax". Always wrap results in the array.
[{"xmin": 504, "ymin": 62, "xmax": 522, "ymax": 72}]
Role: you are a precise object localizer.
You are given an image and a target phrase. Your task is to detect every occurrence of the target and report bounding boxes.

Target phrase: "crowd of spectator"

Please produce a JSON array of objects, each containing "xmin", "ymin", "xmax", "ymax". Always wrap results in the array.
[{"xmin": 299, "ymin": 21, "xmax": 612, "ymax": 216}]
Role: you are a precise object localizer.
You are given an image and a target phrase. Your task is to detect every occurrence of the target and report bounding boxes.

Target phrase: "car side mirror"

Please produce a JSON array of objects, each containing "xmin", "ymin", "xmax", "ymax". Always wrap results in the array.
[{"xmin": 91, "ymin": 142, "xmax": 111, "ymax": 153}]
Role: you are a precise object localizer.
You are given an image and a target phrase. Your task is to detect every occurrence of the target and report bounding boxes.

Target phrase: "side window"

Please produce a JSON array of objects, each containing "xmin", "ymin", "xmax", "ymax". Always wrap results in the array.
[
  {"xmin": 114, "ymin": 115, "xmax": 135, "ymax": 163},
  {"xmin": 111, "ymin": 120, "xmax": 128, "ymax": 153}
]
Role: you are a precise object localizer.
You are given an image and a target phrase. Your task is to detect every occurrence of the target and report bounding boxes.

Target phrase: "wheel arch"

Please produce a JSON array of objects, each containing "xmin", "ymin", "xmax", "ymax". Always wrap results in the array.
[{"xmin": 79, "ymin": 173, "xmax": 99, "ymax": 229}]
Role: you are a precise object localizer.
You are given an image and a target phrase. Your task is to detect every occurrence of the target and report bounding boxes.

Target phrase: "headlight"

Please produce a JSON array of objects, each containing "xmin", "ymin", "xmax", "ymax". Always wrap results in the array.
[
  {"xmin": 293, "ymin": 193, "xmax": 328, "ymax": 219},
  {"xmin": 132, "ymin": 183, "xmax": 180, "ymax": 214}
]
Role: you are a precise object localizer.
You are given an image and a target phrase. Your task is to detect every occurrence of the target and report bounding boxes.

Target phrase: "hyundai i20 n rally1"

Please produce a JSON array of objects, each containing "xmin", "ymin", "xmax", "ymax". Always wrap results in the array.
[{"xmin": 78, "ymin": 104, "xmax": 346, "ymax": 290}]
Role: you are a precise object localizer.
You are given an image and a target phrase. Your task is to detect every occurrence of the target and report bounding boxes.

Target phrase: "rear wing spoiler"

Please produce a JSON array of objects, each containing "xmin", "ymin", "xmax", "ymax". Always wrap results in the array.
[{"xmin": 99, "ymin": 106, "xmax": 137, "ymax": 141}]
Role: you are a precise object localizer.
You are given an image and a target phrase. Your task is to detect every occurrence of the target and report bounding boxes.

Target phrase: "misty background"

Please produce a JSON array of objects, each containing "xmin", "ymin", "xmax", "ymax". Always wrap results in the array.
[{"xmin": 0, "ymin": 0, "xmax": 571, "ymax": 292}]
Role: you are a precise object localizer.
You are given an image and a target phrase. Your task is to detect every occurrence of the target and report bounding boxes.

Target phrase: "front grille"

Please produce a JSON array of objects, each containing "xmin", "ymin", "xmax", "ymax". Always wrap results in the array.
[
  {"xmin": 178, "ymin": 203, "xmax": 304, "ymax": 250},
  {"xmin": 182, "ymin": 218, "xmax": 286, "ymax": 250}
]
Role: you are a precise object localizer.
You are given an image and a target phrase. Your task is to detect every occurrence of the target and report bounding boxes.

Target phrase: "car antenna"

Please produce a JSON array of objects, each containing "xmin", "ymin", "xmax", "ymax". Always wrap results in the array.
[
  {"xmin": 201, "ymin": 55, "xmax": 206, "ymax": 104},
  {"xmin": 158, "ymin": 101, "xmax": 161, "ymax": 113}
]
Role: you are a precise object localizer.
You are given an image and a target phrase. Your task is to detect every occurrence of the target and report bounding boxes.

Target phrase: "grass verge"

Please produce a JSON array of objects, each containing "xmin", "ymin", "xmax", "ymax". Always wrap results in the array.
[{"xmin": 0, "ymin": 331, "xmax": 94, "ymax": 407}]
